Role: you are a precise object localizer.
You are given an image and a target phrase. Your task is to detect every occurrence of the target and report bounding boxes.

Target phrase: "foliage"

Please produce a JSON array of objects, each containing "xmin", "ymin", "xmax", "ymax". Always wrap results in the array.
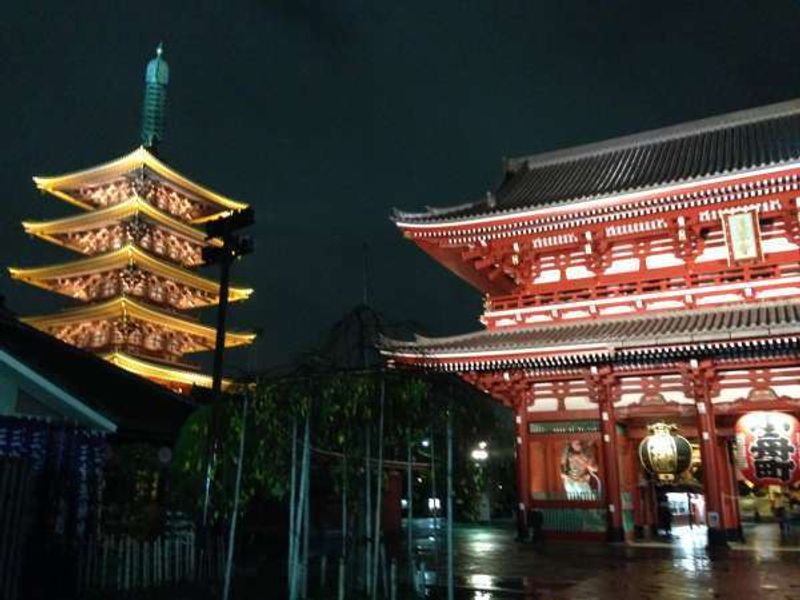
[
  {"xmin": 103, "ymin": 442, "xmax": 166, "ymax": 537},
  {"xmin": 169, "ymin": 369, "xmax": 514, "ymax": 525}
]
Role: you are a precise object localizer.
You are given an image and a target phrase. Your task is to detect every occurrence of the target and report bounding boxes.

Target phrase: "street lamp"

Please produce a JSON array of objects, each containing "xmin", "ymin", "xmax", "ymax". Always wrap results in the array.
[{"xmin": 471, "ymin": 442, "xmax": 488, "ymax": 462}]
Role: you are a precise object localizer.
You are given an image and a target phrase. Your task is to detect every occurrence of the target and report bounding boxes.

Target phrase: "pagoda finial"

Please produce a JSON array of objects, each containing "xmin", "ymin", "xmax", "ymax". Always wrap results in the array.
[{"xmin": 140, "ymin": 42, "xmax": 170, "ymax": 152}]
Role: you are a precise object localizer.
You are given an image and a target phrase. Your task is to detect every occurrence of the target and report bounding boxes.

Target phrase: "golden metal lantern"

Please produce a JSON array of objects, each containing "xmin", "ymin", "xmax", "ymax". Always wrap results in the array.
[{"xmin": 638, "ymin": 423, "xmax": 692, "ymax": 480}]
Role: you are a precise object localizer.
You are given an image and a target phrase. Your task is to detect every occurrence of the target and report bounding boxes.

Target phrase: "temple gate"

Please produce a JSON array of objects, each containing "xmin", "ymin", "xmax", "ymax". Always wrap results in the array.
[{"xmin": 382, "ymin": 100, "xmax": 800, "ymax": 545}]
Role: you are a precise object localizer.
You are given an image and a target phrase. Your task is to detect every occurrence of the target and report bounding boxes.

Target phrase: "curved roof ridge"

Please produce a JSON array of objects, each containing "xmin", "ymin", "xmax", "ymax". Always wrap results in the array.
[
  {"xmin": 22, "ymin": 197, "xmax": 210, "ymax": 242},
  {"xmin": 20, "ymin": 295, "xmax": 256, "ymax": 347},
  {"xmin": 33, "ymin": 146, "xmax": 248, "ymax": 215},
  {"xmin": 507, "ymin": 98, "xmax": 800, "ymax": 172},
  {"xmin": 8, "ymin": 244, "xmax": 252, "ymax": 302},
  {"xmin": 381, "ymin": 298, "xmax": 800, "ymax": 351},
  {"xmin": 394, "ymin": 97, "xmax": 800, "ymax": 225},
  {"xmin": 392, "ymin": 199, "xmax": 486, "ymax": 221}
]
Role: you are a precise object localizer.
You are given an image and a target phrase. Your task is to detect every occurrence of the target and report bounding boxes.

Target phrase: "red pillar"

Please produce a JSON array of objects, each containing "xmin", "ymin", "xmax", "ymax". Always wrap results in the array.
[
  {"xmin": 514, "ymin": 399, "xmax": 530, "ymax": 539},
  {"xmin": 597, "ymin": 369, "xmax": 624, "ymax": 542},
  {"xmin": 642, "ymin": 480, "xmax": 658, "ymax": 538},
  {"xmin": 382, "ymin": 470, "xmax": 403, "ymax": 537},
  {"xmin": 630, "ymin": 442, "xmax": 646, "ymax": 539},
  {"xmin": 715, "ymin": 438, "xmax": 742, "ymax": 541},
  {"xmin": 690, "ymin": 361, "xmax": 727, "ymax": 546}
]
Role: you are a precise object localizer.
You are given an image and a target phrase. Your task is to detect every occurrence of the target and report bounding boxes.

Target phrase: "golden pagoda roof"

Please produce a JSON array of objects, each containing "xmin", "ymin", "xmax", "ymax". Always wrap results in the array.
[
  {"xmin": 21, "ymin": 296, "xmax": 256, "ymax": 349},
  {"xmin": 104, "ymin": 351, "xmax": 234, "ymax": 390},
  {"xmin": 33, "ymin": 146, "xmax": 248, "ymax": 221},
  {"xmin": 22, "ymin": 197, "xmax": 217, "ymax": 248},
  {"xmin": 9, "ymin": 245, "xmax": 253, "ymax": 305}
]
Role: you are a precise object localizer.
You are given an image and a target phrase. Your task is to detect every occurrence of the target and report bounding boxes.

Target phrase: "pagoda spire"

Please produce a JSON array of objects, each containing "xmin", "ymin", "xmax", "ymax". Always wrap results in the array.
[{"xmin": 141, "ymin": 42, "xmax": 169, "ymax": 151}]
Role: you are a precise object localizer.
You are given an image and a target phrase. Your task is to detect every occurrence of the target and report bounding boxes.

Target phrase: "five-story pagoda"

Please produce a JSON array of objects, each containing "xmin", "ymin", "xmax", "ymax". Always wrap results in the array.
[{"xmin": 9, "ymin": 45, "xmax": 255, "ymax": 393}]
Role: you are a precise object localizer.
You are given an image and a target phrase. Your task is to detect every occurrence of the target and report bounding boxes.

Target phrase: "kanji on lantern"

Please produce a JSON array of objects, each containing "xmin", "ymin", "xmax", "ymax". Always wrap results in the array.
[{"xmin": 736, "ymin": 412, "xmax": 800, "ymax": 487}]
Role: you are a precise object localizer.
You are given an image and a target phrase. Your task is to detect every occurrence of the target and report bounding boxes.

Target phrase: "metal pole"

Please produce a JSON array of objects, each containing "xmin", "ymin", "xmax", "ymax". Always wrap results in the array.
[
  {"xmin": 302, "ymin": 463, "xmax": 310, "ymax": 600},
  {"xmin": 337, "ymin": 558, "xmax": 346, "ymax": 600},
  {"xmin": 291, "ymin": 411, "xmax": 310, "ymax": 600},
  {"xmin": 340, "ymin": 452, "xmax": 347, "ymax": 596},
  {"xmin": 406, "ymin": 437, "xmax": 414, "ymax": 591},
  {"xmin": 299, "ymin": 409, "xmax": 312, "ymax": 598},
  {"xmin": 211, "ymin": 252, "xmax": 232, "ymax": 396},
  {"xmin": 371, "ymin": 378, "xmax": 385, "ymax": 598},
  {"xmin": 365, "ymin": 424, "xmax": 372, "ymax": 595},
  {"xmin": 222, "ymin": 394, "xmax": 248, "ymax": 600},
  {"xmin": 288, "ymin": 418, "xmax": 298, "ymax": 600},
  {"xmin": 202, "ymin": 252, "xmax": 232, "ymax": 525},
  {"xmin": 430, "ymin": 429, "xmax": 438, "ymax": 527},
  {"xmin": 390, "ymin": 558, "xmax": 397, "ymax": 600},
  {"xmin": 446, "ymin": 402, "xmax": 454, "ymax": 600}
]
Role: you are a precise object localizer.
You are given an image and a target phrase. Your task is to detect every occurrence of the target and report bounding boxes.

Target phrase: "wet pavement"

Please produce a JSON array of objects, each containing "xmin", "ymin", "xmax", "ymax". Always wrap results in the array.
[{"xmin": 414, "ymin": 522, "xmax": 800, "ymax": 599}]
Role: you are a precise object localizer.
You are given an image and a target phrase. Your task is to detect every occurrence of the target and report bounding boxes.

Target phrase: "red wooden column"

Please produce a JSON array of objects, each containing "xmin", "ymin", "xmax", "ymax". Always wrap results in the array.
[
  {"xmin": 716, "ymin": 438, "xmax": 742, "ymax": 541},
  {"xmin": 630, "ymin": 442, "xmax": 648, "ymax": 539},
  {"xmin": 514, "ymin": 398, "xmax": 531, "ymax": 539},
  {"xmin": 383, "ymin": 470, "xmax": 403, "ymax": 537},
  {"xmin": 594, "ymin": 367, "xmax": 624, "ymax": 542},
  {"xmin": 689, "ymin": 360, "xmax": 728, "ymax": 546}
]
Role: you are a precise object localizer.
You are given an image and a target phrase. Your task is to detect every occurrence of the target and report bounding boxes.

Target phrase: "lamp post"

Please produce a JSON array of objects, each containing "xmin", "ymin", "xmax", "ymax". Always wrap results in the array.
[
  {"xmin": 200, "ymin": 207, "xmax": 254, "ymax": 526},
  {"xmin": 471, "ymin": 442, "xmax": 491, "ymax": 523}
]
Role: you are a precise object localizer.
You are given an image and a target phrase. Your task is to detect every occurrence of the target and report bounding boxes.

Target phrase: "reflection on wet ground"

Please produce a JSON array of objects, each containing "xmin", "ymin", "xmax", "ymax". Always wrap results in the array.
[{"xmin": 413, "ymin": 521, "xmax": 800, "ymax": 599}]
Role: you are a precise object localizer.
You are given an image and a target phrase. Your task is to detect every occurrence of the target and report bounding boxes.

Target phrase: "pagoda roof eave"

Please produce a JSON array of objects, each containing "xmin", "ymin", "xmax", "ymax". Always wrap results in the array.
[
  {"xmin": 380, "ymin": 299, "xmax": 800, "ymax": 369},
  {"xmin": 33, "ymin": 146, "xmax": 248, "ymax": 216},
  {"xmin": 104, "ymin": 351, "xmax": 234, "ymax": 390},
  {"xmin": 21, "ymin": 296, "xmax": 256, "ymax": 348},
  {"xmin": 22, "ymin": 197, "xmax": 217, "ymax": 246},
  {"xmin": 8, "ymin": 245, "xmax": 253, "ymax": 304}
]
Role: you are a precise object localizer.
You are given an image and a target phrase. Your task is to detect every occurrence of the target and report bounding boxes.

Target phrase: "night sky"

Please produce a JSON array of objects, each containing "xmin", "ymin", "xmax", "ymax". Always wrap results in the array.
[{"xmin": 3, "ymin": 1, "xmax": 800, "ymax": 371}]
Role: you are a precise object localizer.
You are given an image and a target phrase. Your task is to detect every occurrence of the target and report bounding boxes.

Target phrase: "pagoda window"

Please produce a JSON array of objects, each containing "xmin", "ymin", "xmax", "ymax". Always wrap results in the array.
[
  {"xmin": 145, "ymin": 332, "xmax": 163, "ymax": 351},
  {"xmin": 164, "ymin": 282, "xmax": 180, "ymax": 307},
  {"xmin": 129, "ymin": 328, "xmax": 142, "ymax": 346},
  {"xmin": 91, "ymin": 329, "xmax": 106, "ymax": 347},
  {"xmin": 152, "ymin": 231, "xmax": 166, "ymax": 255},
  {"xmin": 166, "ymin": 336, "xmax": 182, "ymax": 356},
  {"xmin": 150, "ymin": 283, "xmax": 165, "ymax": 303},
  {"xmin": 102, "ymin": 277, "xmax": 117, "ymax": 297}
]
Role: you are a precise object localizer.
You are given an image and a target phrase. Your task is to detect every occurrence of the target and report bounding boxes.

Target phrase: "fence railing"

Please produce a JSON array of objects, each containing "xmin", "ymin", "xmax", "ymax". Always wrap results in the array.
[
  {"xmin": 531, "ymin": 490, "xmax": 603, "ymax": 502},
  {"xmin": 77, "ymin": 532, "xmax": 226, "ymax": 594}
]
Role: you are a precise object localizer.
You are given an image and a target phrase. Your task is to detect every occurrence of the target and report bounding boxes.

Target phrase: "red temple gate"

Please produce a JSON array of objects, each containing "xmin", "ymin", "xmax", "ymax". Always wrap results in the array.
[{"xmin": 382, "ymin": 99, "xmax": 800, "ymax": 545}]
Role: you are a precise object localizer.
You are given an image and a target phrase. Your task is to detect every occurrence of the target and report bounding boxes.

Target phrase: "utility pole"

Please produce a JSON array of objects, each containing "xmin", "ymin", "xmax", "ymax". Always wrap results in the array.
[{"xmin": 200, "ymin": 207, "xmax": 255, "ymax": 525}]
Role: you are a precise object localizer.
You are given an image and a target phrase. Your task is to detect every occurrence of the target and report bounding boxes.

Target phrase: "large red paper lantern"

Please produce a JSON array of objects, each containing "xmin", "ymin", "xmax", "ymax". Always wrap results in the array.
[{"xmin": 735, "ymin": 412, "xmax": 800, "ymax": 487}]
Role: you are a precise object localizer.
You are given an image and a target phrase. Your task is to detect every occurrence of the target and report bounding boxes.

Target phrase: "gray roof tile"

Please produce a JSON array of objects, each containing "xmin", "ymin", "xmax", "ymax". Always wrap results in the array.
[
  {"xmin": 396, "ymin": 99, "xmax": 800, "ymax": 223},
  {"xmin": 381, "ymin": 300, "xmax": 800, "ymax": 357}
]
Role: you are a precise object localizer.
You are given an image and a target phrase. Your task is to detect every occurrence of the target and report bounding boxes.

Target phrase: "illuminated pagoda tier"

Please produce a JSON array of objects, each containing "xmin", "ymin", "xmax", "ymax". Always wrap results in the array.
[
  {"xmin": 9, "ymin": 45, "xmax": 255, "ymax": 393},
  {"xmin": 383, "ymin": 99, "xmax": 800, "ymax": 546}
]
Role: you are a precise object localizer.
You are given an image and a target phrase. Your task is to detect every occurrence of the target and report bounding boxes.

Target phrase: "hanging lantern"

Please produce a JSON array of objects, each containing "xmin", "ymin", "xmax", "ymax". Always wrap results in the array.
[
  {"xmin": 638, "ymin": 423, "xmax": 692, "ymax": 480},
  {"xmin": 735, "ymin": 412, "xmax": 800, "ymax": 487}
]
